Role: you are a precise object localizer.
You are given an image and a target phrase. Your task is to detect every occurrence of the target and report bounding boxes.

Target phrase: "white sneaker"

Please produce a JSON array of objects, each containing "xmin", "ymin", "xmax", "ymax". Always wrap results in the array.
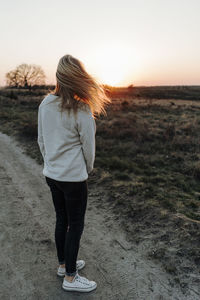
[
  {"xmin": 62, "ymin": 272, "xmax": 97, "ymax": 292},
  {"xmin": 57, "ymin": 260, "xmax": 85, "ymax": 277}
]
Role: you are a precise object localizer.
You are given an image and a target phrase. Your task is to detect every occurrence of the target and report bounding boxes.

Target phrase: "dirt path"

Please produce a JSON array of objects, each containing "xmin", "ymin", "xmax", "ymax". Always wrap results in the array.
[{"xmin": 0, "ymin": 132, "xmax": 198, "ymax": 300}]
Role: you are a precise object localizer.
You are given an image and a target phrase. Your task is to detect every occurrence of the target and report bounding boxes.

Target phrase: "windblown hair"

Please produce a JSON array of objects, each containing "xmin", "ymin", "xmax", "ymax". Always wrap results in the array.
[{"xmin": 50, "ymin": 54, "xmax": 111, "ymax": 118}]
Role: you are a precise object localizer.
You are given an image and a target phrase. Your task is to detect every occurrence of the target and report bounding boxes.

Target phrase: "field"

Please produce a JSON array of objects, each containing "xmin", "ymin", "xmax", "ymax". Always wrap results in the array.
[{"xmin": 0, "ymin": 85, "xmax": 200, "ymax": 285}]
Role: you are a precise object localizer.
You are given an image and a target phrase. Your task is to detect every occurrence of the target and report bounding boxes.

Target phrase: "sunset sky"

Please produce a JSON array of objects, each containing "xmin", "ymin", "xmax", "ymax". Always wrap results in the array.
[{"xmin": 0, "ymin": 0, "xmax": 200, "ymax": 87}]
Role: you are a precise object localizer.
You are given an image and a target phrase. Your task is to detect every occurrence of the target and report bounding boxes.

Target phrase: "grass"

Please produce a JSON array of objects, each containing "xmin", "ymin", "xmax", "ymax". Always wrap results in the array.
[
  {"xmin": 0, "ymin": 87, "xmax": 200, "ymax": 222},
  {"xmin": 104, "ymin": 85, "xmax": 200, "ymax": 101},
  {"xmin": 95, "ymin": 101, "xmax": 200, "ymax": 220},
  {"xmin": 2, "ymin": 88, "xmax": 200, "ymax": 280}
]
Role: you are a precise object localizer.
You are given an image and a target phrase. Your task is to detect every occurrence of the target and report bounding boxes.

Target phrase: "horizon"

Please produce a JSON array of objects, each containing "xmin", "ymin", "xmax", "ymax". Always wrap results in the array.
[
  {"xmin": 1, "ymin": 83, "xmax": 200, "ymax": 89},
  {"xmin": 1, "ymin": 0, "xmax": 200, "ymax": 87}
]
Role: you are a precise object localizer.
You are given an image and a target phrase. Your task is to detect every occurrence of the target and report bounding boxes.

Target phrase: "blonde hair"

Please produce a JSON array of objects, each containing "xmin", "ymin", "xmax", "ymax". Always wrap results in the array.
[{"xmin": 51, "ymin": 54, "xmax": 111, "ymax": 118}]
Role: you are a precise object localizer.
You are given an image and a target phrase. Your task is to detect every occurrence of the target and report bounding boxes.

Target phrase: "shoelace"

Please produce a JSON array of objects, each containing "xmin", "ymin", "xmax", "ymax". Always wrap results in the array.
[{"xmin": 75, "ymin": 274, "xmax": 90, "ymax": 286}]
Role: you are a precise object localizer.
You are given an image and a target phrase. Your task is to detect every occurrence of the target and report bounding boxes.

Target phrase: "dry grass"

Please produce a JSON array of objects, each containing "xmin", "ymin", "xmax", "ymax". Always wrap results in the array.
[
  {"xmin": 1, "ymin": 86, "xmax": 200, "ymax": 279},
  {"xmin": 1, "ymin": 87, "xmax": 200, "ymax": 221}
]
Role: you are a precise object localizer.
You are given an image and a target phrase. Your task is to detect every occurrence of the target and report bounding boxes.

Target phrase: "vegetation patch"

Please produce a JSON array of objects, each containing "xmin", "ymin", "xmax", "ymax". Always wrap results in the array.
[{"xmin": 1, "ymin": 86, "xmax": 200, "ymax": 281}]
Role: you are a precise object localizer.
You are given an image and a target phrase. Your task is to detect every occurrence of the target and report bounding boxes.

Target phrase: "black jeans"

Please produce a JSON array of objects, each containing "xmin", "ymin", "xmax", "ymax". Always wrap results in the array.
[{"xmin": 45, "ymin": 176, "xmax": 88, "ymax": 276}]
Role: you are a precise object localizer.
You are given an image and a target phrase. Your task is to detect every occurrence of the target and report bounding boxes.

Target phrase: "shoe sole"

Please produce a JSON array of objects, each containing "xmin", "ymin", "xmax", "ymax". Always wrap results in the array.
[
  {"xmin": 62, "ymin": 283, "xmax": 97, "ymax": 292},
  {"xmin": 57, "ymin": 262, "xmax": 85, "ymax": 277}
]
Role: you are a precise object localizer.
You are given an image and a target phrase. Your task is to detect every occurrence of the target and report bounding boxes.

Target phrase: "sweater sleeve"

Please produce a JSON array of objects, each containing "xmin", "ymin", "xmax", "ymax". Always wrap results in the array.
[
  {"xmin": 77, "ymin": 108, "xmax": 96, "ymax": 174},
  {"xmin": 37, "ymin": 105, "xmax": 46, "ymax": 159}
]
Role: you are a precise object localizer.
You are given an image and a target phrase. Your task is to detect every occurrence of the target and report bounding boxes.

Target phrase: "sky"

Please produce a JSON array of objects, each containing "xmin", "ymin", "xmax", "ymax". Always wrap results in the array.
[{"xmin": 0, "ymin": 0, "xmax": 200, "ymax": 87}]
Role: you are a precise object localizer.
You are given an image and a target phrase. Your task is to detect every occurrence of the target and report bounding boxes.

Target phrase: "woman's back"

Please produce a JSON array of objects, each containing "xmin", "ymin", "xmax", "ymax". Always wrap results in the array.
[
  {"xmin": 37, "ymin": 93, "xmax": 96, "ymax": 182},
  {"xmin": 37, "ymin": 54, "xmax": 111, "ymax": 292}
]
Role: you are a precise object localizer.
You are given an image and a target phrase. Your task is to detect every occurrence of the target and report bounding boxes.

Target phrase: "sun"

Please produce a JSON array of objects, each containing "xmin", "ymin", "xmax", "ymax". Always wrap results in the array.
[{"xmin": 89, "ymin": 43, "xmax": 138, "ymax": 86}]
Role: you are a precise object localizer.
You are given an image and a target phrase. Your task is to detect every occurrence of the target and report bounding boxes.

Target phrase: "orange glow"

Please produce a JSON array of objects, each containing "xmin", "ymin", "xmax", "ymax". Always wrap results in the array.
[{"xmin": 89, "ymin": 43, "xmax": 140, "ymax": 86}]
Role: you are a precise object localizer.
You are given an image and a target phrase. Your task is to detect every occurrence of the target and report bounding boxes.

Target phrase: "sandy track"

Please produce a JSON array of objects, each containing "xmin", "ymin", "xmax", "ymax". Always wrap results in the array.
[{"xmin": 0, "ymin": 132, "xmax": 198, "ymax": 300}]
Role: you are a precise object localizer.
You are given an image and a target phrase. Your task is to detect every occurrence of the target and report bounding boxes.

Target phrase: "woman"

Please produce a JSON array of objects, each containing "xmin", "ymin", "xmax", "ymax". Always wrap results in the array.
[{"xmin": 37, "ymin": 54, "xmax": 111, "ymax": 292}]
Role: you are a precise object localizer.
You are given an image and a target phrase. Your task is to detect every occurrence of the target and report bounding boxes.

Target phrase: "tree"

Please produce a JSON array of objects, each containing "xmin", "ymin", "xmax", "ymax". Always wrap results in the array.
[
  {"xmin": 127, "ymin": 84, "xmax": 134, "ymax": 89},
  {"xmin": 5, "ymin": 69, "xmax": 19, "ymax": 87},
  {"xmin": 5, "ymin": 63, "xmax": 46, "ymax": 88}
]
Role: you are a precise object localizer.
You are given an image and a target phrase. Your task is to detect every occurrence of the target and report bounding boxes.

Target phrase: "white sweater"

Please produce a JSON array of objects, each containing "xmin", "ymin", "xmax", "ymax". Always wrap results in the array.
[{"xmin": 37, "ymin": 94, "xmax": 96, "ymax": 182}]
